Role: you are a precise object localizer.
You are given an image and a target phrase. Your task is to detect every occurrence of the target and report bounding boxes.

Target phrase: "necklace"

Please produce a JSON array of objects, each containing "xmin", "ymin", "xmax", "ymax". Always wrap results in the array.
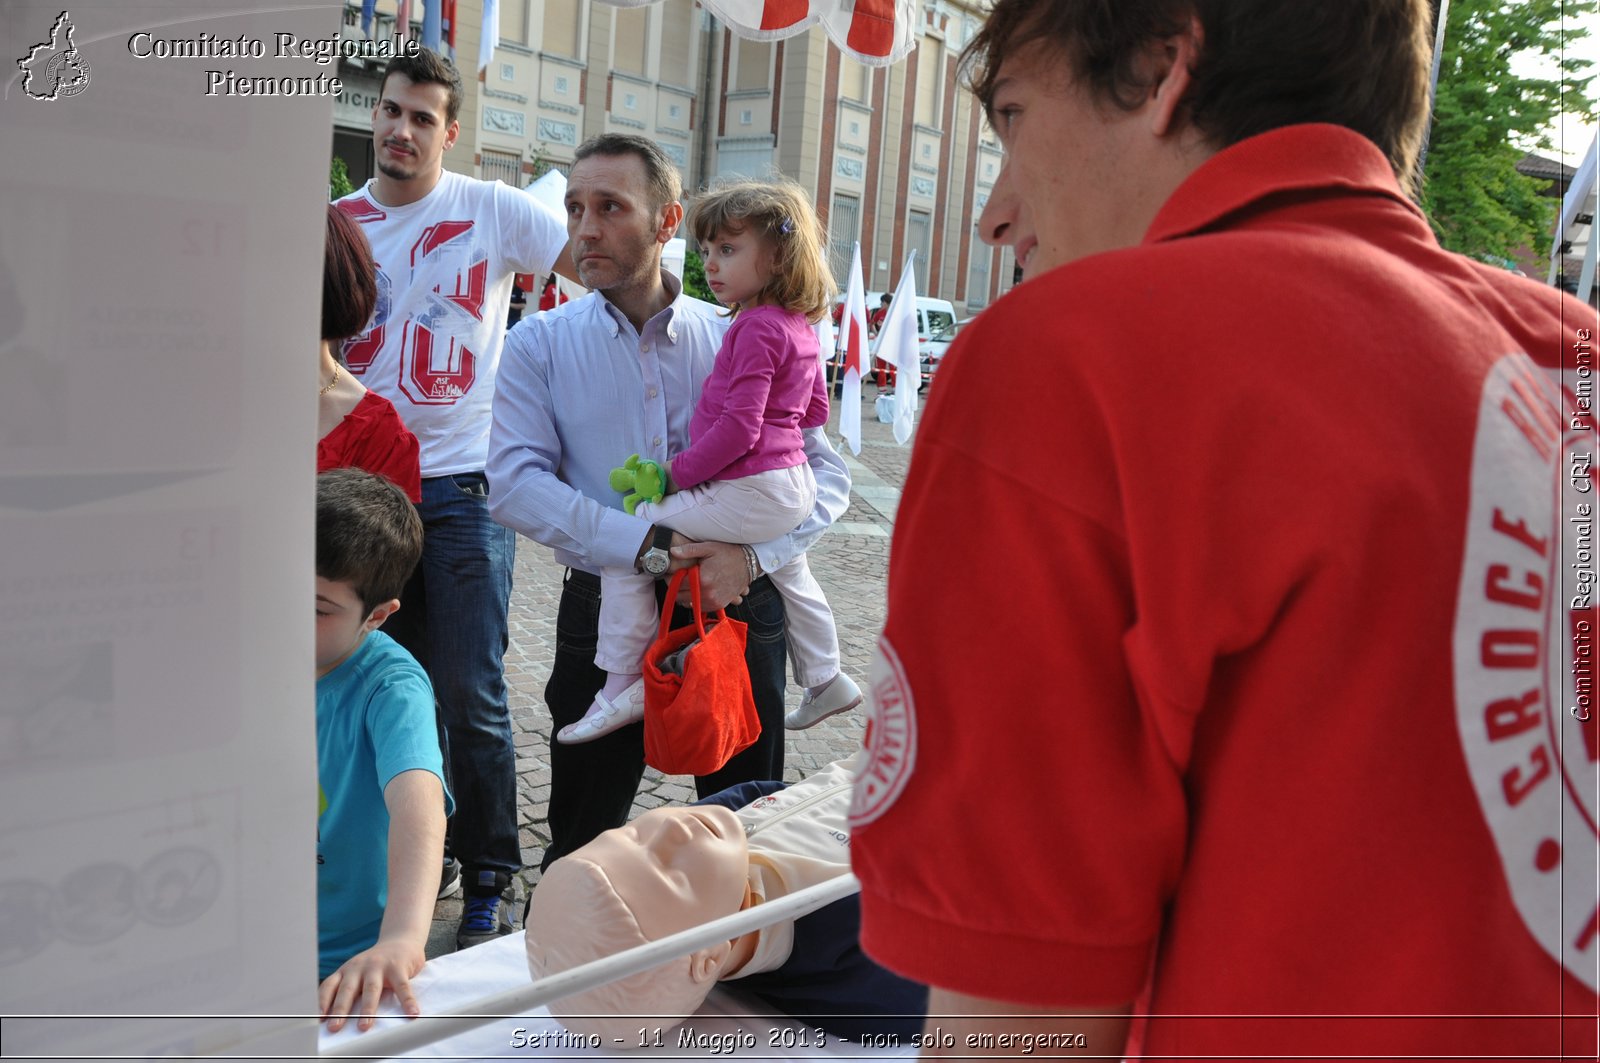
[{"xmin": 320, "ymin": 362, "xmax": 340, "ymax": 396}]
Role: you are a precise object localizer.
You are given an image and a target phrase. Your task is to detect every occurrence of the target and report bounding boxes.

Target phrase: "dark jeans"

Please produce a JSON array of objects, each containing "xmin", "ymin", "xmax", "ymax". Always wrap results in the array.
[
  {"xmin": 540, "ymin": 567, "xmax": 788, "ymax": 871},
  {"xmin": 383, "ymin": 472, "xmax": 522, "ymax": 890}
]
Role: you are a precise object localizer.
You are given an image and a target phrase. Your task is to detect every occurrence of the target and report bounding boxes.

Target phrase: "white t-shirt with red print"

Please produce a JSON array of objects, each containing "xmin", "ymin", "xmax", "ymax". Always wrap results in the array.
[{"xmin": 336, "ymin": 170, "xmax": 566, "ymax": 477}]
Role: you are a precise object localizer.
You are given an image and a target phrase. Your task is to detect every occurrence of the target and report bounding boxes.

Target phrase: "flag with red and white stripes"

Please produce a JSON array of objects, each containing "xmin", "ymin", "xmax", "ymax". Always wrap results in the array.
[
  {"xmin": 837, "ymin": 242, "xmax": 869, "ymax": 455},
  {"xmin": 597, "ymin": 0, "xmax": 916, "ymax": 66}
]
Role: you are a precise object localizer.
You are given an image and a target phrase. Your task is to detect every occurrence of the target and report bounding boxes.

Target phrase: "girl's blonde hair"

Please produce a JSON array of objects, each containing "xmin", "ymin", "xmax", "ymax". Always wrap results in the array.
[{"xmin": 687, "ymin": 177, "xmax": 836, "ymax": 322}]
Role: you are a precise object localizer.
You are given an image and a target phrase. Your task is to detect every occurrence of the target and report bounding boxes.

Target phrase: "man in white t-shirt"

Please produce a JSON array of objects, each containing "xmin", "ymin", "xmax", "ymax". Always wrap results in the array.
[{"xmin": 334, "ymin": 48, "xmax": 572, "ymax": 951}]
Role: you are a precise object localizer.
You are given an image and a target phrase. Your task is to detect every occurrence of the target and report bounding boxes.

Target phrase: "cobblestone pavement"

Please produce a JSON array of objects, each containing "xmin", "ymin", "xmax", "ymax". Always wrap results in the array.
[{"xmin": 429, "ymin": 389, "xmax": 916, "ymax": 954}]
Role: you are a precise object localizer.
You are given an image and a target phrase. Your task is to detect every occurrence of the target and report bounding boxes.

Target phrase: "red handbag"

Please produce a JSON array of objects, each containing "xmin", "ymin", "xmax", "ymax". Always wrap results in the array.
[{"xmin": 642, "ymin": 567, "xmax": 761, "ymax": 777}]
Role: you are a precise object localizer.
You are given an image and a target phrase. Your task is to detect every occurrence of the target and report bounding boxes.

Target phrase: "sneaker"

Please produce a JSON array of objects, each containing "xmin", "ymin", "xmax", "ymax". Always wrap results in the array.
[
  {"xmin": 437, "ymin": 856, "xmax": 462, "ymax": 900},
  {"xmin": 456, "ymin": 874, "xmax": 515, "ymax": 951},
  {"xmin": 785, "ymin": 673, "xmax": 863, "ymax": 730},
  {"xmin": 557, "ymin": 678, "xmax": 646, "ymax": 744}
]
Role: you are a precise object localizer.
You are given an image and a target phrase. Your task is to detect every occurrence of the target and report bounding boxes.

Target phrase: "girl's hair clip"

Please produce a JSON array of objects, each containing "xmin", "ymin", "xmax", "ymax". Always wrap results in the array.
[{"xmin": 779, "ymin": 217, "xmax": 795, "ymax": 235}]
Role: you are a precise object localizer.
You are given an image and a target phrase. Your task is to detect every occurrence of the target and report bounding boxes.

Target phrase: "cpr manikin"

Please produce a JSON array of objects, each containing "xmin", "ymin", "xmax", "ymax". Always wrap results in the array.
[{"xmin": 526, "ymin": 756, "xmax": 924, "ymax": 1040}]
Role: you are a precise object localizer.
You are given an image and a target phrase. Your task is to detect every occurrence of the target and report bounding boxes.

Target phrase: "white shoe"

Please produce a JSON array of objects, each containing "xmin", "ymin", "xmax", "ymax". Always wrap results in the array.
[
  {"xmin": 558, "ymin": 678, "xmax": 646, "ymax": 744},
  {"xmin": 785, "ymin": 674, "xmax": 862, "ymax": 730}
]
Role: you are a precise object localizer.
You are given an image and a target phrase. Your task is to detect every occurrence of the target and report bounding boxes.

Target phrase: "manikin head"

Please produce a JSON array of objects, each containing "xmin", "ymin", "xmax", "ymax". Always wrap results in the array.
[{"xmin": 527, "ymin": 805, "xmax": 750, "ymax": 1038}]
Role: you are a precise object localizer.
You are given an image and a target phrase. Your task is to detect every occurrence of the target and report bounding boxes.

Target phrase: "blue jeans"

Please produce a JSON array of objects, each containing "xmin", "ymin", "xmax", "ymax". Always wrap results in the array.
[
  {"xmin": 539, "ymin": 568, "xmax": 788, "ymax": 871},
  {"xmin": 382, "ymin": 472, "xmax": 521, "ymax": 889}
]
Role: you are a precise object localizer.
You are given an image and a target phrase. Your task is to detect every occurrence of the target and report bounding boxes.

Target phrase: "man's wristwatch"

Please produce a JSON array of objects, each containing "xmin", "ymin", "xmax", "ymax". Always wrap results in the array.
[{"xmin": 639, "ymin": 526, "xmax": 673, "ymax": 577}]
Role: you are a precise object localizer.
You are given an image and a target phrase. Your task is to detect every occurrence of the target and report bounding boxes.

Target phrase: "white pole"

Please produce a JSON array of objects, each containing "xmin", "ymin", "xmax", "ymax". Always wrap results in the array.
[{"xmin": 322, "ymin": 874, "xmax": 863, "ymax": 1060}]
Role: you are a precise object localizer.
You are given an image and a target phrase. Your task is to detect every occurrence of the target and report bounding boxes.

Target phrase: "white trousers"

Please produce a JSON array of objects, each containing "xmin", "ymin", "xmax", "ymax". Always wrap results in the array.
[{"xmin": 597, "ymin": 464, "xmax": 841, "ymax": 686}]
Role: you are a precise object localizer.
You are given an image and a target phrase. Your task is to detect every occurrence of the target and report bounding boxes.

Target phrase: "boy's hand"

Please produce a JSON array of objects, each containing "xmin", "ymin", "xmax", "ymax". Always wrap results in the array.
[{"xmin": 318, "ymin": 939, "xmax": 426, "ymax": 1032}]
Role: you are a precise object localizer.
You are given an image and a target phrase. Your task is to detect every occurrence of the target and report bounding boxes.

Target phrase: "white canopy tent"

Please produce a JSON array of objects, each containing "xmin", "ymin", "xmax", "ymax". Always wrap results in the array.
[{"xmin": 1550, "ymin": 132, "xmax": 1598, "ymax": 305}]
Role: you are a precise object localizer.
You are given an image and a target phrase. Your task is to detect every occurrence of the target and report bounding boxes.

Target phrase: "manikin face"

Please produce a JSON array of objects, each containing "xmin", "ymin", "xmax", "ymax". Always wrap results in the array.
[
  {"xmin": 564, "ymin": 153, "xmax": 678, "ymax": 295},
  {"xmin": 577, "ymin": 804, "xmax": 749, "ymax": 940},
  {"xmin": 371, "ymin": 73, "xmax": 458, "ymax": 184},
  {"xmin": 700, "ymin": 226, "xmax": 777, "ymax": 309},
  {"xmin": 976, "ymin": 44, "xmax": 1148, "ymax": 280}
]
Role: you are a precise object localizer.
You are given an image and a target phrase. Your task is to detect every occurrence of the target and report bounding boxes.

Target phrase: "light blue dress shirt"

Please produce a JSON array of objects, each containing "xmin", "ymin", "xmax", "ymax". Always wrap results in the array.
[{"xmin": 487, "ymin": 272, "xmax": 850, "ymax": 575}]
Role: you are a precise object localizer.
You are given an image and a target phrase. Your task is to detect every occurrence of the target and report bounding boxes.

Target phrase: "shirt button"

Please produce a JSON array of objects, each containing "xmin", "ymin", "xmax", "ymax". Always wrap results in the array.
[
  {"xmin": 648, "ymin": 388, "xmax": 658, "ymax": 398},
  {"xmin": 653, "ymin": 436, "xmax": 662, "ymax": 446},
  {"xmin": 640, "ymin": 342, "xmax": 650, "ymax": 353}
]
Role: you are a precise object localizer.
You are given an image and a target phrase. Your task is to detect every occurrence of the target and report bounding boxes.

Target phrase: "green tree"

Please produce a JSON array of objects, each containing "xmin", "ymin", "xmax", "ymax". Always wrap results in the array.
[
  {"xmin": 329, "ymin": 156, "xmax": 354, "ymax": 200},
  {"xmin": 1422, "ymin": 0, "xmax": 1595, "ymax": 259},
  {"xmin": 682, "ymin": 245, "xmax": 717, "ymax": 304}
]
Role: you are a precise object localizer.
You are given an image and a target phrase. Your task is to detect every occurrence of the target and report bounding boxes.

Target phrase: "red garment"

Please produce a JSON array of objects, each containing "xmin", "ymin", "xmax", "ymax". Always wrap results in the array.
[
  {"xmin": 868, "ymin": 306, "xmax": 895, "ymax": 387},
  {"xmin": 317, "ymin": 390, "xmax": 422, "ymax": 502},
  {"xmin": 851, "ymin": 124, "xmax": 1598, "ymax": 1059}
]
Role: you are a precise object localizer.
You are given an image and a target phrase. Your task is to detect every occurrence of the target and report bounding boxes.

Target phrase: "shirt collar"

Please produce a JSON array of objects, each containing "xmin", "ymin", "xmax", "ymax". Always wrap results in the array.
[
  {"xmin": 594, "ymin": 268, "xmax": 686, "ymax": 341},
  {"xmin": 1142, "ymin": 124, "xmax": 1424, "ymax": 246}
]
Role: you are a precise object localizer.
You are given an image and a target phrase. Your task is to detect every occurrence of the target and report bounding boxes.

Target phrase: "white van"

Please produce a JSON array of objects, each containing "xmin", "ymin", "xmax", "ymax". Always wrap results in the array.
[{"xmin": 913, "ymin": 297, "xmax": 957, "ymax": 385}]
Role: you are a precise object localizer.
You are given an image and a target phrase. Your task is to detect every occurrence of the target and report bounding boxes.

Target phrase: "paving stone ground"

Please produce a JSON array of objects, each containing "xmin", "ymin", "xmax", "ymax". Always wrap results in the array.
[{"xmin": 428, "ymin": 386, "xmax": 916, "ymax": 955}]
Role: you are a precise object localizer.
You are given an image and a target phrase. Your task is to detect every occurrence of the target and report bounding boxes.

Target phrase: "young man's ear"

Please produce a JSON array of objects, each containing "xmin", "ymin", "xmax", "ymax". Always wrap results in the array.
[
  {"xmin": 1148, "ymin": 15, "xmax": 1203, "ymax": 137},
  {"xmin": 363, "ymin": 598, "xmax": 401, "ymax": 633},
  {"xmin": 443, "ymin": 118, "xmax": 461, "ymax": 153}
]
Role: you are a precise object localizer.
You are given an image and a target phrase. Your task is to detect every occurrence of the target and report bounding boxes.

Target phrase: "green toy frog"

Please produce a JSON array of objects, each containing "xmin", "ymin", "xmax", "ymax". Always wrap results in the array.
[{"xmin": 610, "ymin": 454, "xmax": 667, "ymax": 515}]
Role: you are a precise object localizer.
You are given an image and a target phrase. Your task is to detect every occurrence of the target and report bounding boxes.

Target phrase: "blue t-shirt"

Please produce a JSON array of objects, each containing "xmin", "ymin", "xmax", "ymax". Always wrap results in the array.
[{"xmin": 316, "ymin": 630, "xmax": 452, "ymax": 978}]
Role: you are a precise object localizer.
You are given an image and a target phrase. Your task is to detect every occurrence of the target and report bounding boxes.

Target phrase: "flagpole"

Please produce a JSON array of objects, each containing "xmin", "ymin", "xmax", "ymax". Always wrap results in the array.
[{"xmin": 1413, "ymin": 0, "xmax": 1451, "ymax": 191}]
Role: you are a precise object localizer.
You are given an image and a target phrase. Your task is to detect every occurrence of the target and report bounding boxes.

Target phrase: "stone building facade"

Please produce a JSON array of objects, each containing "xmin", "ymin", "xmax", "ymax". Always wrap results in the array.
[{"xmin": 331, "ymin": 0, "xmax": 1014, "ymax": 315}]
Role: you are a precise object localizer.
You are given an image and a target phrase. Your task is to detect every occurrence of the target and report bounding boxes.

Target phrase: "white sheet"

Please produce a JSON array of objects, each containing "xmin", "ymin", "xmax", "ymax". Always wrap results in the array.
[{"xmin": 317, "ymin": 930, "xmax": 916, "ymax": 1060}]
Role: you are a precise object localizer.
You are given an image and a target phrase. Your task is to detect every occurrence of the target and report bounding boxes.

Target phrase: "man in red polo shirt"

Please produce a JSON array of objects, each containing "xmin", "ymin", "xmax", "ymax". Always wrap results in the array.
[{"xmin": 849, "ymin": 0, "xmax": 1600, "ymax": 1058}]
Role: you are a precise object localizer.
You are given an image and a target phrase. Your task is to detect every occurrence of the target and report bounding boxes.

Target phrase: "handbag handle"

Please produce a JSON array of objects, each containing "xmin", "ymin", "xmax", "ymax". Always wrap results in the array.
[{"xmin": 658, "ymin": 566, "xmax": 727, "ymax": 642}]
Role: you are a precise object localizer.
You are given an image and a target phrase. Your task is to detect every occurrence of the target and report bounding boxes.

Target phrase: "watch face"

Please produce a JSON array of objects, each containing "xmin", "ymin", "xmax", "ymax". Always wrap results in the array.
[{"xmin": 644, "ymin": 550, "xmax": 670, "ymax": 575}]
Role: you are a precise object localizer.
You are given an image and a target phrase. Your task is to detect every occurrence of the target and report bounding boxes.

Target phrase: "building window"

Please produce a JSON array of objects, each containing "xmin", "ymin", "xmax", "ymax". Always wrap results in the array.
[
  {"xmin": 906, "ymin": 209, "xmax": 932, "ymax": 294},
  {"xmin": 481, "ymin": 149, "xmax": 523, "ymax": 187},
  {"xmin": 716, "ymin": 139, "xmax": 774, "ymax": 179},
  {"xmin": 736, "ymin": 39, "xmax": 771, "ymax": 92},
  {"xmin": 966, "ymin": 231, "xmax": 990, "ymax": 309},
  {"xmin": 543, "ymin": 0, "xmax": 580, "ymax": 58},
  {"xmin": 828, "ymin": 195, "xmax": 860, "ymax": 288},
  {"xmin": 614, "ymin": 5, "xmax": 648, "ymax": 76},
  {"xmin": 915, "ymin": 39, "xmax": 942, "ymax": 126}
]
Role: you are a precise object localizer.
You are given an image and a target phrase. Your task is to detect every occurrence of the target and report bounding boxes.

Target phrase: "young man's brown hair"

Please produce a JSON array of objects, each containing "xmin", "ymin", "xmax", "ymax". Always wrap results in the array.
[
  {"xmin": 963, "ymin": 0, "xmax": 1434, "ymax": 193},
  {"xmin": 379, "ymin": 47, "xmax": 464, "ymax": 124},
  {"xmin": 316, "ymin": 468, "xmax": 423, "ymax": 614}
]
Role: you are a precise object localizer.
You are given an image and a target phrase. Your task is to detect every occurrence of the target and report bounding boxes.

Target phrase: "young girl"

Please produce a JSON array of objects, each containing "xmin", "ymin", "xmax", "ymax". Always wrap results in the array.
[{"xmin": 558, "ymin": 178, "xmax": 862, "ymax": 745}]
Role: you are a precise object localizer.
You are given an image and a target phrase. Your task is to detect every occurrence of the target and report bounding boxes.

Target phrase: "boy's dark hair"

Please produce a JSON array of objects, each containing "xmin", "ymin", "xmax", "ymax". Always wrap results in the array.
[
  {"xmin": 323, "ymin": 204, "xmax": 377, "ymax": 342},
  {"xmin": 316, "ymin": 468, "xmax": 423, "ymax": 615},
  {"xmin": 573, "ymin": 133, "xmax": 683, "ymax": 212},
  {"xmin": 962, "ymin": 0, "xmax": 1433, "ymax": 195},
  {"xmin": 380, "ymin": 48, "xmax": 463, "ymax": 124}
]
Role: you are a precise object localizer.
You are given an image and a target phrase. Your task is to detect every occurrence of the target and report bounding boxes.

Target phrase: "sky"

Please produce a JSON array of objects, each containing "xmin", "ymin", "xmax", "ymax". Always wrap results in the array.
[{"xmin": 1507, "ymin": 5, "xmax": 1599, "ymax": 164}]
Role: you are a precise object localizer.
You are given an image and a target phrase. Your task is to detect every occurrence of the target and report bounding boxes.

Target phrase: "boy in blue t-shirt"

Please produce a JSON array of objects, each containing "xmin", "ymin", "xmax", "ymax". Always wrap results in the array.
[{"xmin": 315, "ymin": 469, "xmax": 453, "ymax": 1033}]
